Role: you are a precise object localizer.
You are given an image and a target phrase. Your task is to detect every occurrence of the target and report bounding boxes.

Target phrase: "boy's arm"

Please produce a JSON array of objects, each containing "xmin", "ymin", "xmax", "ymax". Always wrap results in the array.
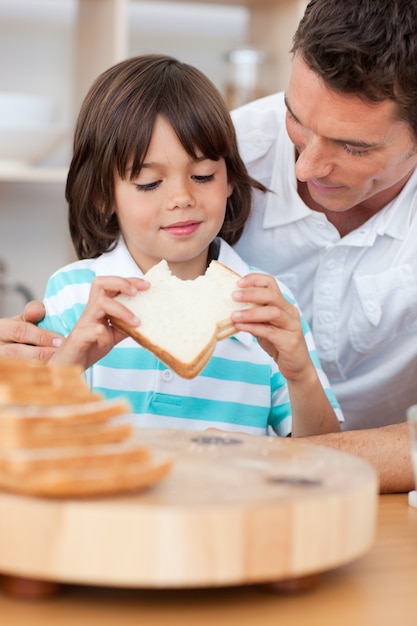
[{"xmin": 287, "ymin": 365, "xmax": 341, "ymax": 437}]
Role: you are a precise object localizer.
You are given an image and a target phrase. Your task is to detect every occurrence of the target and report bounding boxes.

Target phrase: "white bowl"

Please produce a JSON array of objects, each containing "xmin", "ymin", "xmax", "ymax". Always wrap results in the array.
[
  {"xmin": 0, "ymin": 91, "xmax": 57, "ymax": 129},
  {"xmin": 0, "ymin": 91, "xmax": 67, "ymax": 166},
  {"xmin": 0, "ymin": 128, "xmax": 68, "ymax": 168}
]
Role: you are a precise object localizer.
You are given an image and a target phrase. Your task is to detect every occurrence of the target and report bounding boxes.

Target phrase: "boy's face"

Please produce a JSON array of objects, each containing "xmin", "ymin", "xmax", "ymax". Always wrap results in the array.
[
  {"xmin": 112, "ymin": 115, "xmax": 233, "ymax": 279},
  {"xmin": 285, "ymin": 55, "xmax": 417, "ymax": 218}
]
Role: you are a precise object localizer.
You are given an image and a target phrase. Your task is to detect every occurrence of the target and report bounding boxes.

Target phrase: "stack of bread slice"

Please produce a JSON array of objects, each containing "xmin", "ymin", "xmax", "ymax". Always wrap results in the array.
[{"xmin": 0, "ymin": 358, "xmax": 172, "ymax": 497}]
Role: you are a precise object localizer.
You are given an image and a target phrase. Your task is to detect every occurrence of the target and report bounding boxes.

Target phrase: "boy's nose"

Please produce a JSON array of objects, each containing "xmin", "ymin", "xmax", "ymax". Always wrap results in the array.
[{"xmin": 167, "ymin": 180, "xmax": 195, "ymax": 209}]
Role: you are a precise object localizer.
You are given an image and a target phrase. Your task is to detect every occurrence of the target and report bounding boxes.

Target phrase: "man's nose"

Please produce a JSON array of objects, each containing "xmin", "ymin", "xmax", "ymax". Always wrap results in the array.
[{"xmin": 295, "ymin": 136, "xmax": 333, "ymax": 181}]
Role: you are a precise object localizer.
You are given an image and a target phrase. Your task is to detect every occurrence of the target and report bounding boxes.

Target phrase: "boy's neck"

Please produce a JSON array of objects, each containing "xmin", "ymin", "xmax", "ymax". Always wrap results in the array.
[{"xmin": 167, "ymin": 240, "xmax": 219, "ymax": 280}]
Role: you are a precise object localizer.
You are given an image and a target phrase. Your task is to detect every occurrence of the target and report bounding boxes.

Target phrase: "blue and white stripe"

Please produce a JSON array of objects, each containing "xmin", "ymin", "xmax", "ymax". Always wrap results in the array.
[{"xmin": 39, "ymin": 237, "xmax": 342, "ymax": 436}]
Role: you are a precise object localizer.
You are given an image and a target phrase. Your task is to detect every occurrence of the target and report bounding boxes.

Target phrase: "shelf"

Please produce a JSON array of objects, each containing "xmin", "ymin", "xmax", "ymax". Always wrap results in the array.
[
  {"xmin": 0, "ymin": 166, "xmax": 67, "ymax": 184},
  {"xmin": 156, "ymin": 0, "xmax": 291, "ymax": 6}
]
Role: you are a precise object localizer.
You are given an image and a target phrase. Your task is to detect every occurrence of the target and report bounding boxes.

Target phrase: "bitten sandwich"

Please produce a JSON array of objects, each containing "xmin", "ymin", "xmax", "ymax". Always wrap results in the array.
[{"xmin": 110, "ymin": 260, "xmax": 253, "ymax": 379}]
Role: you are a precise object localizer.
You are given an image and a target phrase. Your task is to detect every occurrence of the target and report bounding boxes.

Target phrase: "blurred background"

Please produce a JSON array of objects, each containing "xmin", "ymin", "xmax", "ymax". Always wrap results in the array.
[{"xmin": 0, "ymin": 0, "xmax": 307, "ymax": 315}]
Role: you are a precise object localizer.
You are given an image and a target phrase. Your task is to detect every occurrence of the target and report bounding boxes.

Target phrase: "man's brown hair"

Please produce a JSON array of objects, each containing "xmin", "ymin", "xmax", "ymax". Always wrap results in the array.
[{"xmin": 292, "ymin": 0, "xmax": 417, "ymax": 139}]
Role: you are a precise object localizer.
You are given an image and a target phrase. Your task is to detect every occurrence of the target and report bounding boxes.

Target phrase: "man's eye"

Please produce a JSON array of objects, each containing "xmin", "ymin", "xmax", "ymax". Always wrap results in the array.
[
  {"xmin": 286, "ymin": 110, "xmax": 299, "ymax": 124},
  {"xmin": 342, "ymin": 144, "xmax": 367, "ymax": 157}
]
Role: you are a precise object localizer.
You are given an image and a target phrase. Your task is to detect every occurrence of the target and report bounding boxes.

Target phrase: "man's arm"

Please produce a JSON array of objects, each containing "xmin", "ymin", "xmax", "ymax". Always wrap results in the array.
[
  {"xmin": 1, "ymin": 306, "xmax": 413, "ymax": 494},
  {"xmin": 0, "ymin": 301, "xmax": 62, "ymax": 362},
  {"xmin": 306, "ymin": 421, "xmax": 413, "ymax": 494}
]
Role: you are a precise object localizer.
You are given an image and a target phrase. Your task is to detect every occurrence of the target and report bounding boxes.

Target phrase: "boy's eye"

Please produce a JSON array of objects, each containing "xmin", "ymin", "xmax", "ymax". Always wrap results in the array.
[
  {"xmin": 192, "ymin": 174, "xmax": 215, "ymax": 183},
  {"xmin": 133, "ymin": 173, "xmax": 215, "ymax": 191},
  {"xmin": 135, "ymin": 180, "xmax": 161, "ymax": 191}
]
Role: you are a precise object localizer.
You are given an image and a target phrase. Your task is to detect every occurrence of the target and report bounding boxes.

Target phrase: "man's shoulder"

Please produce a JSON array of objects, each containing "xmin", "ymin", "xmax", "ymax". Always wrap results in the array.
[
  {"xmin": 231, "ymin": 92, "xmax": 286, "ymax": 129},
  {"xmin": 231, "ymin": 92, "xmax": 286, "ymax": 164}
]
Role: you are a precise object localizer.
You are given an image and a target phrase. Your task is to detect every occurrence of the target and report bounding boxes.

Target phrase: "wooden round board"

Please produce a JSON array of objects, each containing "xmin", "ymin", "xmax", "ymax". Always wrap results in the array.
[{"xmin": 0, "ymin": 428, "xmax": 378, "ymax": 589}]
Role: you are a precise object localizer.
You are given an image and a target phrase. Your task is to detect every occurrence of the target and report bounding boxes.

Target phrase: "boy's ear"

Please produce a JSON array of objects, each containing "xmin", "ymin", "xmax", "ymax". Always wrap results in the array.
[{"xmin": 93, "ymin": 192, "xmax": 110, "ymax": 218}]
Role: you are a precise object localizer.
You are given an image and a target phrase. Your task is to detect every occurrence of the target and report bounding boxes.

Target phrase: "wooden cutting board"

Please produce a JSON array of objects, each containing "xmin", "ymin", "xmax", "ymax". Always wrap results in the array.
[{"xmin": 0, "ymin": 428, "xmax": 378, "ymax": 589}]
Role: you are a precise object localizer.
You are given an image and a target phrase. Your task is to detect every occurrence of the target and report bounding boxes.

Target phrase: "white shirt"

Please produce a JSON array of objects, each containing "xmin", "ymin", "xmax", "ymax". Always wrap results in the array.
[{"xmin": 232, "ymin": 92, "xmax": 417, "ymax": 430}]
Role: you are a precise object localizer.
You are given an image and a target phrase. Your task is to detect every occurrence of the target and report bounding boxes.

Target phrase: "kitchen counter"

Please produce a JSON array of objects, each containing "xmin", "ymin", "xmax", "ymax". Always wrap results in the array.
[{"xmin": 1, "ymin": 494, "xmax": 416, "ymax": 626}]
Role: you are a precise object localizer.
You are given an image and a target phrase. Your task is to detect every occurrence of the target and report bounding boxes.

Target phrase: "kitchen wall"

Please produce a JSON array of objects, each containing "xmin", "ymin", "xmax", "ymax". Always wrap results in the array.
[
  {"xmin": 0, "ymin": 182, "xmax": 73, "ymax": 316},
  {"xmin": 128, "ymin": 2, "xmax": 250, "ymax": 94},
  {"xmin": 0, "ymin": 0, "xmax": 250, "ymax": 166}
]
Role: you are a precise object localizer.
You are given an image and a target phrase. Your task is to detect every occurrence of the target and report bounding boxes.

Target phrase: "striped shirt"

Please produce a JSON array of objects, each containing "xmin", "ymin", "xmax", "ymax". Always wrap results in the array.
[{"xmin": 39, "ymin": 237, "xmax": 342, "ymax": 436}]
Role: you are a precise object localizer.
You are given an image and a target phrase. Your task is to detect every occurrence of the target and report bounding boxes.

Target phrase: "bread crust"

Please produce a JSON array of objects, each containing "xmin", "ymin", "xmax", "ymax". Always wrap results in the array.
[
  {"xmin": 0, "ymin": 455, "xmax": 172, "ymax": 498},
  {"xmin": 110, "ymin": 316, "xmax": 219, "ymax": 379},
  {"xmin": 0, "ymin": 398, "xmax": 133, "ymax": 450},
  {"xmin": 0, "ymin": 439, "xmax": 151, "ymax": 474}
]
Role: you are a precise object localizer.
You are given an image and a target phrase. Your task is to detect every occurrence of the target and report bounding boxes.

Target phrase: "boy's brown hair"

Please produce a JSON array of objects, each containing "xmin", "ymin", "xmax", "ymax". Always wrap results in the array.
[{"xmin": 66, "ymin": 54, "xmax": 266, "ymax": 259}]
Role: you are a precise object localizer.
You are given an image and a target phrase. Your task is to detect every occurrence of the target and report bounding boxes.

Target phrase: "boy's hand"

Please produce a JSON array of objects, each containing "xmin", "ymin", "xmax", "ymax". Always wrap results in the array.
[
  {"xmin": 50, "ymin": 276, "xmax": 149, "ymax": 370},
  {"xmin": 231, "ymin": 273, "xmax": 311, "ymax": 381}
]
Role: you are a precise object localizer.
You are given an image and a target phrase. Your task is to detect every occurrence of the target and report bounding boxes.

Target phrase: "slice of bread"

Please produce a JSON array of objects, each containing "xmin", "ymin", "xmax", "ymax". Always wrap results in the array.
[
  {"xmin": 0, "ymin": 398, "xmax": 132, "ymax": 430},
  {"xmin": 0, "ymin": 454, "xmax": 172, "ymax": 498},
  {"xmin": 0, "ymin": 396, "xmax": 133, "ymax": 450},
  {"xmin": 0, "ymin": 416, "xmax": 133, "ymax": 450},
  {"xmin": 0, "ymin": 438, "xmax": 151, "ymax": 474},
  {"xmin": 110, "ymin": 260, "xmax": 253, "ymax": 379},
  {"xmin": 0, "ymin": 357, "xmax": 102, "ymax": 405}
]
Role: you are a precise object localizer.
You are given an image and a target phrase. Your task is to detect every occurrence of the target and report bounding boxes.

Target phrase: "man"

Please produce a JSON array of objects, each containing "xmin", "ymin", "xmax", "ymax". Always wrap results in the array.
[
  {"xmin": 233, "ymin": 0, "xmax": 417, "ymax": 491},
  {"xmin": 0, "ymin": 0, "xmax": 415, "ymax": 492}
]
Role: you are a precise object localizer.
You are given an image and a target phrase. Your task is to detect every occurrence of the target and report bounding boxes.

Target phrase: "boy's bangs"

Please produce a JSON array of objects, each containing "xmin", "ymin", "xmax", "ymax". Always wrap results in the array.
[{"xmin": 165, "ymin": 103, "xmax": 229, "ymax": 162}]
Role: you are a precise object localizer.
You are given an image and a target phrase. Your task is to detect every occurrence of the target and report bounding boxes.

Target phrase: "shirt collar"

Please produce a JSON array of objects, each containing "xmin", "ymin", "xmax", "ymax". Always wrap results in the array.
[
  {"xmin": 216, "ymin": 239, "xmax": 256, "ymax": 349},
  {"xmin": 263, "ymin": 129, "xmax": 311, "ymax": 228},
  {"xmin": 374, "ymin": 168, "xmax": 417, "ymax": 240},
  {"xmin": 95, "ymin": 237, "xmax": 143, "ymax": 277}
]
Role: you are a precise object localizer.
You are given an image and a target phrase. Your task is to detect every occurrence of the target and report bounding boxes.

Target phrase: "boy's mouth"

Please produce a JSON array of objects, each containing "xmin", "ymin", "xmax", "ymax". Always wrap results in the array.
[{"xmin": 161, "ymin": 221, "xmax": 202, "ymax": 236}]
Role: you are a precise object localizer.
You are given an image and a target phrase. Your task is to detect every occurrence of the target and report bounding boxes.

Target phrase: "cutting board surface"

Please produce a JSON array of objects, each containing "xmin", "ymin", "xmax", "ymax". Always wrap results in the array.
[{"xmin": 0, "ymin": 428, "xmax": 378, "ymax": 588}]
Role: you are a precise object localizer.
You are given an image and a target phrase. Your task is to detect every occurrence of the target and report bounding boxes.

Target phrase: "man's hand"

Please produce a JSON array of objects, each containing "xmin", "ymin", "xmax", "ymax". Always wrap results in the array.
[{"xmin": 0, "ymin": 301, "xmax": 62, "ymax": 362}]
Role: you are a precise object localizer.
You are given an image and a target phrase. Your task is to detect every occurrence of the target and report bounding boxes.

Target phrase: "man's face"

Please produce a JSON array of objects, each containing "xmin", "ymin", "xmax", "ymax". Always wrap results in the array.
[{"xmin": 285, "ymin": 55, "xmax": 417, "ymax": 214}]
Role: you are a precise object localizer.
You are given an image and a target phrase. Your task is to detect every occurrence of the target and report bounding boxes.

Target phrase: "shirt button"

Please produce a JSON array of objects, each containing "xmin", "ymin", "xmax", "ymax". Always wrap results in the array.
[{"xmin": 161, "ymin": 369, "xmax": 174, "ymax": 382}]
